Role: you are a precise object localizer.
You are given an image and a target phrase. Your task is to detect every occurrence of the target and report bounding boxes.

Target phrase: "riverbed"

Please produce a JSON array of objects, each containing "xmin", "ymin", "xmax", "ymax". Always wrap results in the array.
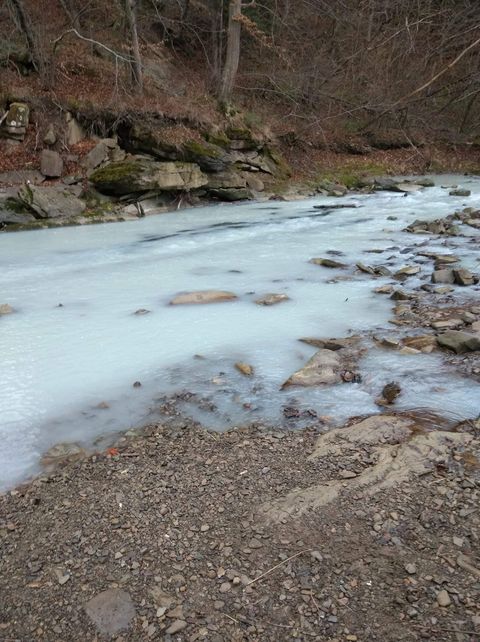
[{"xmin": 1, "ymin": 175, "xmax": 479, "ymax": 489}]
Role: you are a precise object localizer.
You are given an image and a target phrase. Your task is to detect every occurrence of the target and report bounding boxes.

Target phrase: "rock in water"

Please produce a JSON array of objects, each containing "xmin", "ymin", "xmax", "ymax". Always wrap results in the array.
[
  {"xmin": 436, "ymin": 330, "xmax": 480, "ymax": 353},
  {"xmin": 254, "ymin": 293, "xmax": 290, "ymax": 306},
  {"xmin": 310, "ymin": 257, "xmax": 347, "ymax": 268},
  {"xmin": 453, "ymin": 268, "xmax": 475, "ymax": 286},
  {"xmin": 85, "ymin": 589, "xmax": 136, "ymax": 635},
  {"xmin": 169, "ymin": 290, "xmax": 238, "ymax": 305},
  {"xmin": 381, "ymin": 382, "xmax": 401, "ymax": 404},
  {"xmin": 0, "ymin": 304, "xmax": 14, "ymax": 315},
  {"xmin": 449, "ymin": 188, "xmax": 470, "ymax": 197},
  {"xmin": 282, "ymin": 349, "xmax": 341, "ymax": 388},
  {"xmin": 235, "ymin": 362, "xmax": 254, "ymax": 376}
]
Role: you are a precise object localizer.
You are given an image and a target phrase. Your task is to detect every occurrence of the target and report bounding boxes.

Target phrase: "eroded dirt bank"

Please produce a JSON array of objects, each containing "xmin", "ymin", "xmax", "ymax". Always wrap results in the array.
[{"xmin": 1, "ymin": 410, "xmax": 479, "ymax": 642}]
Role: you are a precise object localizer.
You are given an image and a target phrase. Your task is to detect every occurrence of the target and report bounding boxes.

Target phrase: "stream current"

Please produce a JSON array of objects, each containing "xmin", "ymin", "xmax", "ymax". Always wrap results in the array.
[{"xmin": 1, "ymin": 175, "xmax": 479, "ymax": 489}]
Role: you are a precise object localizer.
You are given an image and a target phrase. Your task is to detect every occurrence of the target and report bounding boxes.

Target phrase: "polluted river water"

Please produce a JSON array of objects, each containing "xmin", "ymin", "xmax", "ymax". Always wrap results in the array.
[{"xmin": 1, "ymin": 175, "xmax": 480, "ymax": 489}]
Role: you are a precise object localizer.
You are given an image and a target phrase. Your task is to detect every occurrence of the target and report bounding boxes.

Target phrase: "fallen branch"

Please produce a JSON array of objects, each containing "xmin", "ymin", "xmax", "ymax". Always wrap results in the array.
[
  {"xmin": 245, "ymin": 548, "xmax": 312, "ymax": 587},
  {"xmin": 52, "ymin": 28, "xmax": 133, "ymax": 64}
]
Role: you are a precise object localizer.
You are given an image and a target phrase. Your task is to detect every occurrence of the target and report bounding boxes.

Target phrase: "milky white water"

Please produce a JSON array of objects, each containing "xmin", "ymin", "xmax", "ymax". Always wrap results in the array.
[{"xmin": 1, "ymin": 175, "xmax": 480, "ymax": 489}]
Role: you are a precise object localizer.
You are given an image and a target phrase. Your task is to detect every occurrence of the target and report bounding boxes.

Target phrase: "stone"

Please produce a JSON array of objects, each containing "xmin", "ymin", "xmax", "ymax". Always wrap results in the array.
[
  {"xmin": 84, "ymin": 141, "xmax": 110, "ymax": 170},
  {"xmin": 395, "ymin": 265, "xmax": 420, "ymax": 278},
  {"xmin": 310, "ymin": 257, "xmax": 347, "ymax": 268},
  {"xmin": 374, "ymin": 284, "xmax": 394, "ymax": 294},
  {"xmin": 381, "ymin": 382, "xmax": 401, "ymax": 404},
  {"xmin": 245, "ymin": 174, "xmax": 265, "ymax": 192},
  {"xmin": 207, "ymin": 171, "xmax": 246, "ymax": 190},
  {"xmin": 453, "ymin": 268, "xmax": 475, "ymax": 286},
  {"xmin": 17, "ymin": 185, "xmax": 86, "ymax": 219},
  {"xmin": 356, "ymin": 262, "xmax": 375, "ymax": 275},
  {"xmin": 282, "ymin": 349, "xmax": 341, "ymax": 388},
  {"xmin": 299, "ymin": 336, "xmax": 360, "ymax": 350},
  {"xmin": 169, "ymin": 290, "xmax": 238, "ymax": 305},
  {"xmin": 235, "ymin": 362, "xmax": 254, "ymax": 376},
  {"xmin": 209, "ymin": 187, "xmax": 252, "ymax": 201},
  {"xmin": 166, "ymin": 620, "xmax": 187, "ymax": 634},
  {"xmin": 436, "ymin": 590, "xmax": 451, "ymax": 607},
  {"xmin": 254, "ymin": 293, "xmax": 289, "ymax": 306},
  {"xmin": 3, "ymin": 102, "xmax": 29, "ymax": 140},
  {"xmin": 390, "ymin": 289, "xmax": 411, "ymax": 301},
  {"xmin": 449, "ymin": 189, "xmax": 470, "ymax": 197},
  {"xmin": 85, "ymin": 589, "xmax": 136, "ymax": 635},
  {"xmin": 0, "ymin": 170, "xmax": 45, "ymax": 186},
  {"xmin": 405, "ymin": 563, "xmax": 417, "ymax": 575},
  {"xmin": 432, "ymin": 269, "xmax": 454, "ymax": 284},
  {"xmin": 0, "ymin": 210, "xmax": 36, "ymax": 225},
  {"xmin": 0, "ymin": 304, "xmax": 14, "ymax": 315},
  {"xmin": 65, "ymin": 112, "xmax": 85, "ymax": 145},
  {"xmin": 431, "ymin": 318, "xmax": 463, "ymax": 331},
  {"xmin": 402, "ymin": 335, "xmax": 437, "ymax": 352},
  {"xmin": 41, "ymin": 442, "xmax": 88, "ymax": 468},
  {"xmin": 40, "ymin": 150, "xmax": 63, "ymax": 178},
  {"xmin": 90, "ymin": 159, "xmax": 208, "ymax": 195},
  {"xmin": 436, "ymin": 330, "xmax": 480, "ymax": 353},
  {"xmin": 43, "ymin": 124, "xmax": 56, "ymax": 146}
]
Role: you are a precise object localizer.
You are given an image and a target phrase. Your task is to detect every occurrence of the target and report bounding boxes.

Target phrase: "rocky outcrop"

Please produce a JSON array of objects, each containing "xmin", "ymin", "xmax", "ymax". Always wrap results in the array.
[{"xmin": 90, "ymin": 159, "xmax": 208, "ymax": 195}]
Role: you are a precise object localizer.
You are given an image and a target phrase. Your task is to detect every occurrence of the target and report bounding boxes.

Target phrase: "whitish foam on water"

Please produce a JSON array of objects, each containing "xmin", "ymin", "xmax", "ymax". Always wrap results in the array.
[{"xmin": 1, "ymin": 175, "xmax": 479, "ymax": 488}]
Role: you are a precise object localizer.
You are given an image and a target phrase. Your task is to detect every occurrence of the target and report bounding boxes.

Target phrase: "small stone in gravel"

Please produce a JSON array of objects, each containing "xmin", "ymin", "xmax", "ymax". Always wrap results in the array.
[
  {"xmin": 249, "ymin": 538, "xmax": 263, "ymax": 549},
  {"xmin": 166, "ymin": 620, "xmax": 187, "ymax": 634},
  {"xmin": 436, "ymin": 590, "xmax": 451, "ymax": 607},
  {"xmin": 405, "ymin": 563, "xmax": 417, "ymax": 575},
  {"xmin": 85, "ymin": 589, "xmax": 136, "ymax": 635},
  {"xmin": 219, "ymin": 582, "xmax": 231, "ymax": 593}
]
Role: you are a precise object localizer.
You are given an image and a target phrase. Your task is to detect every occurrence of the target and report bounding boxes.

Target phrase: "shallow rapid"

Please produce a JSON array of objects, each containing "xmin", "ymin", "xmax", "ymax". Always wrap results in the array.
[{"xmin": 1, "ymin": 175, "xmax": 480, "ymax": 489}]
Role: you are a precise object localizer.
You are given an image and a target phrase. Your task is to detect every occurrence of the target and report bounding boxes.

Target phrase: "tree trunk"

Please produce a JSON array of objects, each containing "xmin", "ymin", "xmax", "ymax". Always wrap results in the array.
[
  {"xmin": 219, "ymin": 0, "xmax": 242, "ymax": 105},
  {"xmin": 124, "ymin": 0, "xmax": 143, "ymax": 93},
  {"xmin": 6, "ymin": 0, "xmax": 53, "ymax": 87}
]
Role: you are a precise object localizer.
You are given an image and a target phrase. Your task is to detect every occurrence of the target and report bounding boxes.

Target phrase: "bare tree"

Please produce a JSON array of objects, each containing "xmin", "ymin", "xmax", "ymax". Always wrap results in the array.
[
  {"xmin": 6, "ymin": 0, "xmax": 52, "ymax": 86},
  {"xmin": 218, "ymin": 0, "xmax": 243, "ymax": 104},
  {"xmin": 124, "ymin": 0, "xmax": 143, "ymax": 93}
]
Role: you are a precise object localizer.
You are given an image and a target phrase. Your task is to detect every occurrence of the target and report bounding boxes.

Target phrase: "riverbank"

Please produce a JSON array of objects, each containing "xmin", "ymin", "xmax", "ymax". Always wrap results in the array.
[{"xmin": 1, "ymin": 412, "xmax": 479, "ymax": 641}]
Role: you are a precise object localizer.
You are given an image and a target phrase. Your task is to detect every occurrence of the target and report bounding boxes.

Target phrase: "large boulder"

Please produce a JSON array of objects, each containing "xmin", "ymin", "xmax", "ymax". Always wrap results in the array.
[
  {"xmin": 17, "ymin": 185, "xmax": 86, "ymax": 219},
  {"xmin": 90, "ymin": 159, "xmax": 208, "ymax": 195}
]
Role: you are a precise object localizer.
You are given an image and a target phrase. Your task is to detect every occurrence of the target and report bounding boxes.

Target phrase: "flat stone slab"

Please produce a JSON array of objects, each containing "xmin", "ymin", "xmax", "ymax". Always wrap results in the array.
[
  {"xmin": 169, "ymin": 290, "xmax": 237, "ymax": 305},
  {"xmin": 85, "ymin": 588, "xmax": 135, "ymax": 635}
]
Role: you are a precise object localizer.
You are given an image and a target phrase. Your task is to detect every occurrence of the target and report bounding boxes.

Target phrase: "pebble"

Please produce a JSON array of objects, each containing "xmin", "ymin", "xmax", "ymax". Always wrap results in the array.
[
  {"xmin": 405, "ymin": 563, "xmax": 417, "ymax": 575},
  {"xmin": 436, "ymin": 590, "xmax": 451, "ymax": 607},
  {"xmin": 166, "ymin": 620, "xmax": 187, "ymax": 634}
]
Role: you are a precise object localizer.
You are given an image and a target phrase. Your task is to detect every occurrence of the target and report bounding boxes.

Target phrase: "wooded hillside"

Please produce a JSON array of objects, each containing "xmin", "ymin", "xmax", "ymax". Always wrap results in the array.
[{"xmin": 2, "ymin": 0, "xmax": 480, "ymax": 148}]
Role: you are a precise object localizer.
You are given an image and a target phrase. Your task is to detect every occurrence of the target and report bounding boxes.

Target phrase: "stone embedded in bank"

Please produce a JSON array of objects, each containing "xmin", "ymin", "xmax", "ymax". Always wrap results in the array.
[{"xmin": 90, "ymin": 159, "xmax": 208, "ymax": 195}]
